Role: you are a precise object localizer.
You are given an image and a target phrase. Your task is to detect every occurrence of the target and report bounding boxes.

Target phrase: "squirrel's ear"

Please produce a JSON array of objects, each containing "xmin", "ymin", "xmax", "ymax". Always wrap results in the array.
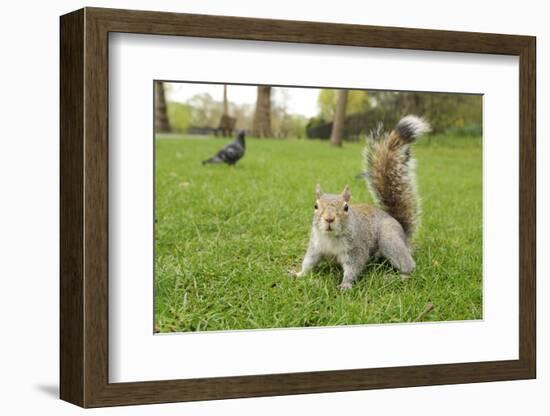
[
  {"xmin": 342, "ymin": 185, "xmax": 351, "ymax": 202},
  {"xmin": 315, "ymin": 184, "xmax": 323, "ymax": 199}
]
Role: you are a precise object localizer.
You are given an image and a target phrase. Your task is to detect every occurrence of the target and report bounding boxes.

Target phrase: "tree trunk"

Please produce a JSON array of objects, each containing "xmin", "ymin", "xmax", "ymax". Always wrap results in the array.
[
  {"xmin": 223, "ymin": 84, "xmax": 229, "ymax": 116},
  {"xmin": 330, "ymin": 89, "xmax": 348, "ymax": 147},
  {"xmin": 155, "ymin": 81, "xmax": 171, "ymax": 133},
  {"xmin": 252, "ymin": 86, "xmax": 273, "ymax": 138}
]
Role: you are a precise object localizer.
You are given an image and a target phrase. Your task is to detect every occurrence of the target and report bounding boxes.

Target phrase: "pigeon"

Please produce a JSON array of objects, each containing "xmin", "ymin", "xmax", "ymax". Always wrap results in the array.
[{"xmin": 202, "ymin": 130, "xmax": 246, "ymax": 166}]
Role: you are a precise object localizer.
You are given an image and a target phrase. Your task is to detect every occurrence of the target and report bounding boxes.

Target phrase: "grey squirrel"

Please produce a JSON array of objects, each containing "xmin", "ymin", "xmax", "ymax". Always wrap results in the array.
[{"xmin": 292, "ymin": 115, "xmax": 430, "ymax": 290}]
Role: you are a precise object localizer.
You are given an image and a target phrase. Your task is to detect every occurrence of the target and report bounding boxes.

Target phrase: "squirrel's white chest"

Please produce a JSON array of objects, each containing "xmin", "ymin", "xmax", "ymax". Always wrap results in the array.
[{"xmin": 315, "ymin": 234, "xmax": 348, "ymax": 258}]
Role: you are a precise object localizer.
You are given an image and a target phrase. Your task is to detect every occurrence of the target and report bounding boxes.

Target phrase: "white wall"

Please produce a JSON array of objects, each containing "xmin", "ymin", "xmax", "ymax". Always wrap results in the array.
[{"xmin": 0, "ymin": 0, "xmax": 546, "ymax": 414}]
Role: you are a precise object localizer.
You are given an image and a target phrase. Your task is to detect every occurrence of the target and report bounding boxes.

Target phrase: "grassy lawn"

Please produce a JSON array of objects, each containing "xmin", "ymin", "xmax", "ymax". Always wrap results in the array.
[{"xmin": 154, "ymin": 134, "xmax": 482, "ymax": 332}]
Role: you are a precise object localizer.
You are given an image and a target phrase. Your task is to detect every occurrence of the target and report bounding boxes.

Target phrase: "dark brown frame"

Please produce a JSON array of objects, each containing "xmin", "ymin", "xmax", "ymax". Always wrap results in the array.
[{"xmin": 60, "ymin": 7, "xmax": 536, "ymax": 408}]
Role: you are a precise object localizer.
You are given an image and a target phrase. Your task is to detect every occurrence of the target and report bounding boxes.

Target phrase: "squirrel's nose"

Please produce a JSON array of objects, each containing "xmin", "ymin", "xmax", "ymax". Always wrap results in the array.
[{"xmin": 325, "ymin": 217, "xmax": 335, "ymax": 224}]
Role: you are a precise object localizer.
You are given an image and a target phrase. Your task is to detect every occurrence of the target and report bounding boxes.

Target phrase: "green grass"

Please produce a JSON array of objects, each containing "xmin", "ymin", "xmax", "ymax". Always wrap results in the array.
[{"xmin": 154, "ymin": 134, "xmax": 482, "ymax": 332}]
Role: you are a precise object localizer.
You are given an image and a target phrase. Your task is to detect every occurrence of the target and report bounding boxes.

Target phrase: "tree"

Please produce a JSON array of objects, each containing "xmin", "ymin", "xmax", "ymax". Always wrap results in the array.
[
  {"xmin": 230, "ymin": 103, "xmax": 254, "ymax": 131},
  {"xmin": 187, "ymin": 93, "xmax": 223, "ymax": 127},
  {"xmin": 218, "ymin": 84, "xmax": 236, "ymax": 137},
  {"xmin": 252, "ymin": 86, "xmax": 273, "ymax": 138},
  {"xmin": 318, "ymin": 89, "xmax": 369, "ymax": 121},
  {"xmin": 367, "ymin": 91, "xmax": 482, "ymax": 134},
  {"xmin": 317, "ymin": 89, "xmax": 337, "ymax": 121},
  {"xmin": 222, "ymin": 85, "xmax": 229, "ymax": 116},
  {"xmin": 154, "ymin": 81, "xmax": 171, "ymax": 133},
  {"xmin": 285, "ymin": 114, "xmax": 308, "ymax": 139},
  {"xmin": 166, "ymin": 102, "xmax": 192, "ymax": 133},
  {"xmin": 330, "ymin": 89, "xmax": 349, "ymax": 147}
]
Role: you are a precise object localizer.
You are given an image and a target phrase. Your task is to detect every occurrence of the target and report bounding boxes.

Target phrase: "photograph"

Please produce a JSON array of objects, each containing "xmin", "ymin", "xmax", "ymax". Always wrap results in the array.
[{"xmin": 154, "ymin": 81, "xmax": 483, "ymax": 333}]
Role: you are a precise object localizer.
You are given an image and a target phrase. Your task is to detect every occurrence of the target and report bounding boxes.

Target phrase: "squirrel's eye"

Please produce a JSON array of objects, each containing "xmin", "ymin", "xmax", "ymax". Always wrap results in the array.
[
  {"xmin": 314, "ymin": 203, "xmax": 318, "ymax": 210},
  {"xmin": 344, "ymin": 204, "xmax": 349, "ymax": 212}
]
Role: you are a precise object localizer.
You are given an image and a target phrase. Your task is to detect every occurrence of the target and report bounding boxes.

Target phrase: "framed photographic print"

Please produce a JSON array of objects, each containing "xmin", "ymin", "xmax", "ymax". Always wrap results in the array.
[{"xmin": 60, "ymin": 7, "xmax": 536, "ymax": 408}]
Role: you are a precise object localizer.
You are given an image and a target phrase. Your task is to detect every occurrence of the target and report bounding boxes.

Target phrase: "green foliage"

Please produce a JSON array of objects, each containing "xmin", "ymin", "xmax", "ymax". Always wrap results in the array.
[
  {"xmin": 231, "ymin": 103, "xmax": 254, "ymax": 130},
  {"xmin": 444, "ymin": 123, "xmax": 483, "ymax": 137},
  {"xmin": 182, "ymin": 88, "xmax": 308, "ymax": 137},
  {"xmin": 272, "ymin": 113, "xmax": 308, "ymax": 138},
  {"xmin": 154, "ymin": 135, "xmax": 482, "ymax": 332},
  {"xmin": 187, "ymin": 93, "xmax": 223, "ymax": 127},
  {"xmin": 367, "ymin": 91, "xmax": 482, "ymax": 134},
  {"xmin": 287, "ymin": 114, "xmax": 308, "ymax": 138},
  {"xmin": 317, "ymin": 89, "xmax": 335, "ymax": 121},
  {"xmin": 306, "ymin": 115, "xmax": 326, "ymax": 130},
  {"xmin": 166, "ymin": 102, "xmax": 192, "ymax": 133},
  {"xmin": 317, "ymin": 89, "xmax": 369, "ymax": 121},
  {"xmin": 314, "ymin": 89, "xmax": 482, "ymax": 136}
]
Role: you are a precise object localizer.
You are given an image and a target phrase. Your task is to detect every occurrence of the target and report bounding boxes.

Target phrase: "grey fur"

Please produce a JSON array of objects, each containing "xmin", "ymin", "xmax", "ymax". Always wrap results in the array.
[
  {"xmin": 294, "ymin": 202, "xmax": 414, "ymax": 289},
  {"xmin": 292, "ymin": 116, "xmax": 428, "ymax": 290}
]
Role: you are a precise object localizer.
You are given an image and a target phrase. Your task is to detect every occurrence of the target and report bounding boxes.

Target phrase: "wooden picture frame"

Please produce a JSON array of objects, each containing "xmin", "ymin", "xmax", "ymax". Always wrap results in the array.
[{"xmin": 60, "ymin": 7, "xmax": 536, "ymax": 408}]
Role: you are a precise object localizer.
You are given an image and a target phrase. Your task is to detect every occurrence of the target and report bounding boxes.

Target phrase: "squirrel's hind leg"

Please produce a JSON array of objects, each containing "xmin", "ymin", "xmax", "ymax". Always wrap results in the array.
[{"xmin": 378, "ymin": 226, "xmax": 416, "ymax": 277}]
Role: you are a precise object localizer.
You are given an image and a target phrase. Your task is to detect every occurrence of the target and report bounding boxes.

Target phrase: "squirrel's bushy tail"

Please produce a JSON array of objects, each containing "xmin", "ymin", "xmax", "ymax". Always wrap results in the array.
[{"xmin": 364, "ymin": 115, "xmax": 430, "ymax": 237}]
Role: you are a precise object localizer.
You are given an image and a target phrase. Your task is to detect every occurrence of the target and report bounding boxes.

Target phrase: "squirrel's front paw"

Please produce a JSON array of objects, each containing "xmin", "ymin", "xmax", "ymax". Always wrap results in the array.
[
  {"xmin": 288, "ymin": 270, "xmax": 304, "ymax": 278},
  {"xmin": 338, "ymin": 282, "xmax": 353, "ymax": 291}
]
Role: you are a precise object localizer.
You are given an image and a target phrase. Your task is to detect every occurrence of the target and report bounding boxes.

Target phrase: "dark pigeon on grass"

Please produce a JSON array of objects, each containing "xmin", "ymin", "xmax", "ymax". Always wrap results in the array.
[{"xmin": 202, "ymin": 130, "xmax": 246, "ymax": 166}]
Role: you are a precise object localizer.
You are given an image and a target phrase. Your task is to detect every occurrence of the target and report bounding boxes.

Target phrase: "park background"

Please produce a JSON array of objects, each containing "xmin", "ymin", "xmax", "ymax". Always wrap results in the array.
[
  {"xmin": 155, "ymin": 82, "xmax": 482, "ymax": 141},
  {"xmin": 154, "ymin": 82, "xmax": 483, "ymax": 333},
  {"xmin": 1, "ymin": 0, "xmax": 546, "ymax": 415}
]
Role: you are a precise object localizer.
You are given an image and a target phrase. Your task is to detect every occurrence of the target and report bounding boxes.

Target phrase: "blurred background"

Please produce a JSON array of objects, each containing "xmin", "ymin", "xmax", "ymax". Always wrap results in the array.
[
  {"xmin": 155, "ymin": 81, "xmax": 482, "ymax": 143},
  {"xmin": 154, "ymin": 81, "xmax": 483, "ymax": 332}
]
